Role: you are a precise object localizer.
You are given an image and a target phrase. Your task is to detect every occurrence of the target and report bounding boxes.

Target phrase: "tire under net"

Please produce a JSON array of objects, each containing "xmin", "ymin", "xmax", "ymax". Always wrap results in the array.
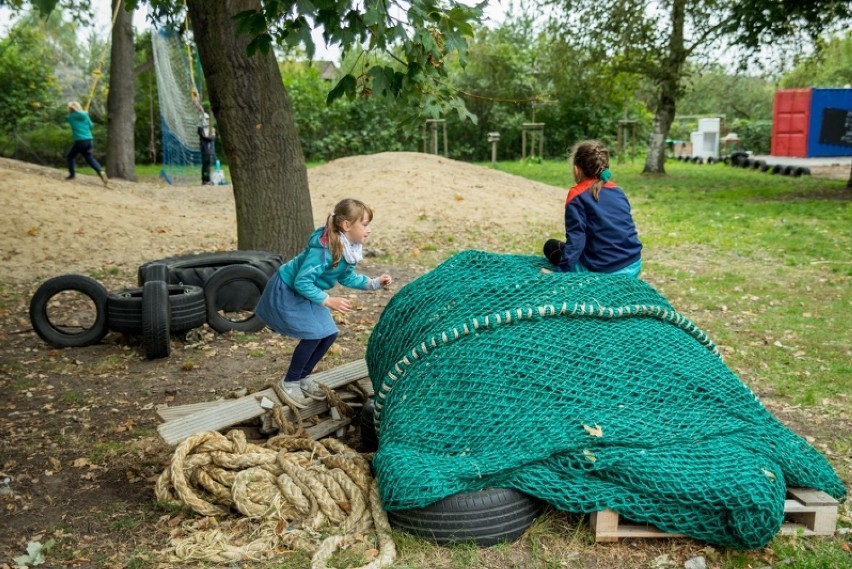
[
  {"xmin": 29, "ymin": 274, "xmax": 109, "ymax": 348},
  {"xmin": 387, "ymin": 488, "xmax": 543, "ymax": 546}
]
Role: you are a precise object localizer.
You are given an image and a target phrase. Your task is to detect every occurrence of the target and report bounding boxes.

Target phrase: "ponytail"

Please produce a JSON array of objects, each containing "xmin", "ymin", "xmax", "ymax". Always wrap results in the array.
[{"xmin": 325, "ymin": 198, "xmax": 373, "ymax": 267}]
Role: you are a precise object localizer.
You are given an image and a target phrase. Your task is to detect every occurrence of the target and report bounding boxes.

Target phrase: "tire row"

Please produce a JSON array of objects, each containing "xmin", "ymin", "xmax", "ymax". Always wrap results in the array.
[
  {"xmin": 28, "ymin": 250, "xmax": 282, "ymax": 359},
  {"xmin": 673, "ymin": 153, "xmax": 811, "ymax": 176}
]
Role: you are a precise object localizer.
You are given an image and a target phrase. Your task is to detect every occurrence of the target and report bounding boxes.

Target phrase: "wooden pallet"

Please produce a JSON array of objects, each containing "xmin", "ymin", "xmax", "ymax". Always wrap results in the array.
[{"xmin": 590, "ymin": 487, "xmax": 839, "ymax": 543}]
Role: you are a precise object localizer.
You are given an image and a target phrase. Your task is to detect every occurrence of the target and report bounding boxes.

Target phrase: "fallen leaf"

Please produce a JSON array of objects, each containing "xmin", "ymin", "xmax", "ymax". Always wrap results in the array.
[{"xmin": 583, "ymin": 423, "xmax": 603, "ymax": 437}]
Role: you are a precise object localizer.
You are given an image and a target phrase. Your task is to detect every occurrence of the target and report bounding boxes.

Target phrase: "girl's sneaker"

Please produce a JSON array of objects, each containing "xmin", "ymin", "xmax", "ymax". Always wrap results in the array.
[
  {"xmin": 279, "ymin": 380, "xmax": 307, "ymax": 409},
  {"xmin": 300, "ymin": 377, "xmax": 326, "ymax": 400}
]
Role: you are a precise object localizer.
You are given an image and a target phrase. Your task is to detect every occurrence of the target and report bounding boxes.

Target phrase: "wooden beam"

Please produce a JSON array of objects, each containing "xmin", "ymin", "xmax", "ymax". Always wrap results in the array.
[
  {"xmin": 157, "ymin": 359, "xmax": 369, "ymax": 445},
  {"xmin": 156, "ymin": 376, "xmax": 372, "ymax": 422}
]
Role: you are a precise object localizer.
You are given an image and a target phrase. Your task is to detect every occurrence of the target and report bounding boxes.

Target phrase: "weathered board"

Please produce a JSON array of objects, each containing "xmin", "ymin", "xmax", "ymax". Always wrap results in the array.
[{"xmin": 157, "ymin": 359, "xmax": 369, "ymax": 445}]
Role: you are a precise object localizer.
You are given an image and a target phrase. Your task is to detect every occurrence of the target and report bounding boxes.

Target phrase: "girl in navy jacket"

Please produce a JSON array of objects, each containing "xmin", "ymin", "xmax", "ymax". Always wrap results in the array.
[{"xmin": 544, "ymin": 140, "xmax": 642, "ymax": 277}]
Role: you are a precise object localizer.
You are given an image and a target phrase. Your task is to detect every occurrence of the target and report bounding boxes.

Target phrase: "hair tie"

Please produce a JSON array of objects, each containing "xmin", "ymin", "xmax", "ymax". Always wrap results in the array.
[{"xmin": 599, "ymin": 168, "xmax": 612, "ymax": 182}]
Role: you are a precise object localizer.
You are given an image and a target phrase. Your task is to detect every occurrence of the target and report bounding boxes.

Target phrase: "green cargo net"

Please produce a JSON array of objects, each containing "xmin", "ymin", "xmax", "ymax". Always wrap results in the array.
[{"xmin": 365, "ymin": 250, "xmax": 845, "ymax": 549}]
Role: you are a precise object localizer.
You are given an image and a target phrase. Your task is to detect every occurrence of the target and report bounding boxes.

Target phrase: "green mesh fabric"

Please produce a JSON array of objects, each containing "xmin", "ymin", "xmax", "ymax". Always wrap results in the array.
[{"xmin": 365, "ymin": 250, "xmax": 846, "ymax": 549}]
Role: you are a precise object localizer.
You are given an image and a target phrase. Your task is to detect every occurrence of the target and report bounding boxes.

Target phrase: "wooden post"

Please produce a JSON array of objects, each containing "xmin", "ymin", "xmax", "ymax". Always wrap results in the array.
[
  {"xmin": 488, "ymin": 132, "xmax": 500, "ymax": 166},
  {"xmin": 424, "ymin": 119, "xmax": 448, "ymax": 157},
  {"xmin": 522, "ymin": 123, "xmax": 545, "ymax": 160}
]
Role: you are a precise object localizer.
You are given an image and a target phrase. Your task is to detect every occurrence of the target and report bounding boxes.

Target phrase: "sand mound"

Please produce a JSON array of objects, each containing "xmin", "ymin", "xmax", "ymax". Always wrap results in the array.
[{"xmin": 0, "ymin": 153, "xmax": 565, "ymax": 284}]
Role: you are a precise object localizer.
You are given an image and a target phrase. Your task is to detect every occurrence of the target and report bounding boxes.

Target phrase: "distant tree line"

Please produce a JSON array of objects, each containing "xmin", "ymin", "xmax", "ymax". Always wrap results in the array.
[{"xmin": 1, "ymin": 11, "xmax": 849, "ymax": 167}]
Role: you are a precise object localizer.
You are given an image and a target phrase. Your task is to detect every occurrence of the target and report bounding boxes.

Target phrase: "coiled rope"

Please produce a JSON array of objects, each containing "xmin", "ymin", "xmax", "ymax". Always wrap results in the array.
[{"xmin": 155, "ymin": 429, "xmax": 396, "ymax": 566}]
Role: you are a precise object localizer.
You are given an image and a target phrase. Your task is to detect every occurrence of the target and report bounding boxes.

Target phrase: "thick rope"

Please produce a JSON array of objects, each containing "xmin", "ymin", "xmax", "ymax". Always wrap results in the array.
[
  {"xmin": 85, "ymin": 0, "xmax": 123, "ymax": 112},
  {"xmin": 155, "ymin": 430, "xmax": 396, "ymax": 567}
]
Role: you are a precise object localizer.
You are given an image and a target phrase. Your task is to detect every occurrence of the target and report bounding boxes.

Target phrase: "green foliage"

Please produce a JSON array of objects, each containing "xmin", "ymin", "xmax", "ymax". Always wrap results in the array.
[
  {"xmin": 679, "ymin": 65, "xmax": 775, "ymax": 121},
  {"xmin": 0, "ymin": 24, "xmax": 58, "ymax": 134},
  {"xmin": 233, "ymin": 0, "xmax": 485, "ymax": 122},
  {"xmin": 725, "ymin": 0, "xmax": 852, "ymax": 52},
  {"xmin": 728, "ymin": 118, "xmax": 772, "ymax": 154},
  {"xmin": 781, "ymin": 30, "xmax": 852, "ymax": 88},
  {"xmin": 283, "ymin": 62, "xmax": 419, "ymax": 161}
]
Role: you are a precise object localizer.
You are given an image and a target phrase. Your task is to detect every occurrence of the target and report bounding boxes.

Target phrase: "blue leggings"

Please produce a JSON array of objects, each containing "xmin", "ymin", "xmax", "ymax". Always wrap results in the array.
[
  {"xmin": 283, "ymin": 333, "xmax": 338, "ymax": 381},
  {"xmin": 67, "ymin": 139, "xmax": 102, "ymax": 176}
]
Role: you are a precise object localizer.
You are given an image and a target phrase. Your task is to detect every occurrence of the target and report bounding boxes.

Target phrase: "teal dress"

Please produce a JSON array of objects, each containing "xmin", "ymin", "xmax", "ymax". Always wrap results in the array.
[{"xmin": 255, "ymin": 228, "xmax": 373, "ymax": 339}]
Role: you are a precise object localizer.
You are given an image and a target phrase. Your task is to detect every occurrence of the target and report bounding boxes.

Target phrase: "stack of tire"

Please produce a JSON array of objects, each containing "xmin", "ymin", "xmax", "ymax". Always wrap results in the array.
[{"xmin": 29, "ymin": 250, "xmax": 282, "ymax": 359}]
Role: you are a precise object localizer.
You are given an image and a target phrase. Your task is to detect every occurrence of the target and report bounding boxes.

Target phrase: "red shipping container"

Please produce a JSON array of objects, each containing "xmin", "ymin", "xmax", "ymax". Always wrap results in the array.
[{"xmin": 771, "ymin": 89, "xmax": 811, "ymax": 157}]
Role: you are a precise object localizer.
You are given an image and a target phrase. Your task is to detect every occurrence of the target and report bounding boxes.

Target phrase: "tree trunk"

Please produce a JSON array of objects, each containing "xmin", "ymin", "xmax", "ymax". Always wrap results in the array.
[
  {"xmin": 106, "ymin": 0, "xmax": 136, "ymax": 181},
  {"xmin": 186, "ymin": 0, "xmax": 313, "ymax": 257},
  {"xmin": 643, "ymin": 0, "xmax": 686, "ymax": 174},
  {"xmin": 643, "ymin": 83, "xmax": 678, "ymax": 174}
]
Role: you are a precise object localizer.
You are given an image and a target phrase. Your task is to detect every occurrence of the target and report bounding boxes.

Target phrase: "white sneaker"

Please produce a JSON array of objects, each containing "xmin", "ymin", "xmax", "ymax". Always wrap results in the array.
[
  {"xmin": 300, "ymin": 377, "xmax": 326, "ymax": 400},
  {"xmin": 279, "ymin": 380, "xmax": 308, "ymax": 409}
]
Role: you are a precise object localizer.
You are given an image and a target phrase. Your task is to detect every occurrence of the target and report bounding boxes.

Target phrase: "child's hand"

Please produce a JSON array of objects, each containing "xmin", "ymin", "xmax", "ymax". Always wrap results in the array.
[
  {"xmin": 323, "ymin": 296, "xmax": 352, "ymax": 313},
  {"xmin": 378, "ymin": 274, "xmax": 393, "ymax": 287}
]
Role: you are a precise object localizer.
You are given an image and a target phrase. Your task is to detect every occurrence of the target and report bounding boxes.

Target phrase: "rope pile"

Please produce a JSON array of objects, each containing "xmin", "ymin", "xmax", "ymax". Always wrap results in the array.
[
  {"xmin": 155, "ymin": 429, "xmax": 396, "ymax": 566},
  {"xmin": 365, "ymin": 250, "xmax": 846, "ymax": 549}
]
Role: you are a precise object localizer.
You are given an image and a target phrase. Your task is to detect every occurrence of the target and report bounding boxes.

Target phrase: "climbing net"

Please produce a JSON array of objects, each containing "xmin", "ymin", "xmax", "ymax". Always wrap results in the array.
[
  {"xmin": 365, "ymin": 250, "xmax": 846, "ymax": 549},
  {"xmin": 151, "ymin": 27, "xmax": 204, "ymax": 185}
]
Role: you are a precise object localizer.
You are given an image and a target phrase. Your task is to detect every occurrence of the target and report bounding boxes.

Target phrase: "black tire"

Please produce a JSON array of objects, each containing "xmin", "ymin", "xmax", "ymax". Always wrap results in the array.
[
  {"xmin": 387, "ymin": 488, "xmax": 544, "ymax": 546},
  {"xmin": 753, "ymin": 159, "xmax": 766, "ymax": 170},
  {"xmin": 782, "ymin": 165, "xmax": 796, "ymax": 176},
  {"xmin": 137, "ymin": 251, "xmax": 281, "ymax": 313},
  {"xmin": 771, "ymin": 164, "xmax": 784, "ymax": 175},
  {"xmin": 108, "ymin": 285, "xmax": 206, "ymax": 334},
  {"xmin": 204, "ymin": 264, "xmax": 268, "ymax": 333},
  {"xmin": 791, "ymin": 166, "xmax": 806, "ymax": 177},
  {"xmin": 139, "ymin": 262, "xmax": 169, "ymax": 284},
  {"xmin": 692, "ymin": 156, "xmax": 703, "ymax": 164},
  {"xmin": 730, "ymin": 152, "xmax": 748, "ymax": 167},
  {"xmin": 706, "ymin": 157, "xmax": 716, "ymax": 165},
  {"xmin": 359, "ymin": 398, "xmax": 378, "ymax": 453},
  {"xmin": 741, "ymin": 158, "xmax": 753, "ymax": 168},
  {"xmin": 798, "ymin": 166, "xmax": 811, "ymax": 176},
  {"xmin": 142, "ymin": 280, "xmax": 171, "ymax": 359},
  {"xmin": 759, "ymin": 161, "xmax": 771, "ymax": 172},
  {"xmin": 29, "ymin": 274, "xmax": 109, "ymax": 348}
]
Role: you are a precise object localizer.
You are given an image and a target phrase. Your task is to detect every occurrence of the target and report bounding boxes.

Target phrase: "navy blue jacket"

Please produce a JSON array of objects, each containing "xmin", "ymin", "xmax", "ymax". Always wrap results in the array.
[{"xmin": 557, "ymin": 179, "xmax": 642, "ymax": 273}]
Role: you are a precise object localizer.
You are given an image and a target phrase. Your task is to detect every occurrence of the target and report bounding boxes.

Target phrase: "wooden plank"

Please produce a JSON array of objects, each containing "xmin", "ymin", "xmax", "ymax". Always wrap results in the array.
[
  {"xmin": 787, "ymin": 487, "xmax": 839, "ymax": 507},
  {"xmin": 156, "ymin": 378, "xmax": 372, "ymax": 422},
  {"xmin": 305, "ymin": 417, "xmax": 352, "ymax": 440},
  {"xmin": 157, "ymin": 359, "xmax": 369, "ymax": 445}
]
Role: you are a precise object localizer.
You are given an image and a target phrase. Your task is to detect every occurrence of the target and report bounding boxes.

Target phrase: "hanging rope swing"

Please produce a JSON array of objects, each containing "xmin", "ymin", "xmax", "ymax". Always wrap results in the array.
[{"xmin": 84, "ymin": 0, "xmax": 124, "ymax": 112}]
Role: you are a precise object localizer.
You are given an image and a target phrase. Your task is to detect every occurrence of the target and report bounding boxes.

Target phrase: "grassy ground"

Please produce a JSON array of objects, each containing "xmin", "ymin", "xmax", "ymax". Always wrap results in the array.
[{"xmin": 133, "ymin": 157, "xmax": 850, "ymax": 568}]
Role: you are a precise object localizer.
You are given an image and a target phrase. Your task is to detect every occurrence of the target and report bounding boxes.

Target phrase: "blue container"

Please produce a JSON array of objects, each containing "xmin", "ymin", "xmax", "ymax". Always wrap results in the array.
[{"xmin": 806, "ymin": 88, "xmax": 852, "ymax": 157}]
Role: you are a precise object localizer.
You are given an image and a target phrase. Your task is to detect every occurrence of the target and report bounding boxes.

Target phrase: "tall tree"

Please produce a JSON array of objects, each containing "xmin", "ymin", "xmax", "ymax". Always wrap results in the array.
[
  {"xmin": 157, "ymin": 0, "xmax": 481, "ymax": 254},
  {"xmin": 107, "ymin": 0, "xmax": 136, "ymax": 180},
  {"xmin": 547, "ymin": 0, "xmax": 852, "ymax": 174},
  {"xmin": 185, "ymin": 0, "xmax": 313, "ymax": 257}
]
